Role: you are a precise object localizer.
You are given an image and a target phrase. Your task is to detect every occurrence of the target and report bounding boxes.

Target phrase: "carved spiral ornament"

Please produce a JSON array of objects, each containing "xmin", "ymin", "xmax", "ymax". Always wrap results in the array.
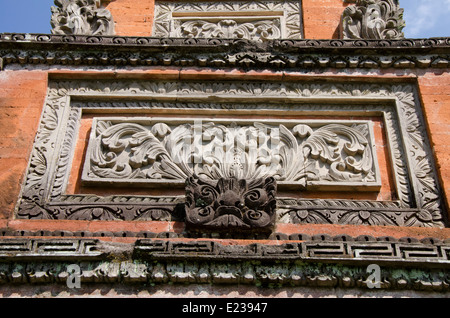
[
  {"xmin": 51, "ymin": 0, "xmax": 115, "ymax": 35},
  {"xmin": 342, "ymin": 0, "xmax": 405, "ymax": 40}
]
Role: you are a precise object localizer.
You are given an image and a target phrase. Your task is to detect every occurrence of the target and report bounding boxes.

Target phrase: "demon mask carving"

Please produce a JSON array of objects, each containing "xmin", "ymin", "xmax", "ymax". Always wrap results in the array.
[{"xmin": 185, "ymin": 176, "xmax": 277, "ymax": 233}]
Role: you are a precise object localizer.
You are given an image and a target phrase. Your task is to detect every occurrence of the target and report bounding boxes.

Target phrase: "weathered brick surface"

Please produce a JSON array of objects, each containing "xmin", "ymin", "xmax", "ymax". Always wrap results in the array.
[
  {"xmin": 276, "ymin": 223, "xmax": 450, "ymax": 240},
  {"xmin": 302, "ymin": 0, "xmax": 349, "ymax": 39},
  {"xmin": 6, "ymin": 219, "xmax": 174, "ymax": 234},
  {"xmin": 418, "ymin": 71, "xmax": 450, "ymax": 216},
  {"xmin": 105, "ymin": 0, "xmax": 155, "ymax": 36},
  {"xmin": 0, "ymin": 71, "xmax": 47, "ymax": 219}
]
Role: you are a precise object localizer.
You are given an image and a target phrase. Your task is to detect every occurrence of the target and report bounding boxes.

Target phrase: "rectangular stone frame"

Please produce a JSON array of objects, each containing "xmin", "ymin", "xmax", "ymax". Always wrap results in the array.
[{"xmin": 15, "ymin": 78, "xmax": 446, "ymax": 228}]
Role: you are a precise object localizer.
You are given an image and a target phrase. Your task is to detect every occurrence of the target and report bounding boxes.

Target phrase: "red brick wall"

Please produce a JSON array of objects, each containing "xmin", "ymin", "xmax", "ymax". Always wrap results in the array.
[
  {"xmin": 302, "ymin": 0, "xmax": 349, "ymax": 39},
  {"xmin": 418, "ymin": 71, "xmax": 450, "ymax": 211},
  {"xmin": 105, "ymin": 0, "xmax": 155, "ymax": 36},
  {"xmin": 0, "ymin": 71, "xmax": 47, "ymax": 219}
]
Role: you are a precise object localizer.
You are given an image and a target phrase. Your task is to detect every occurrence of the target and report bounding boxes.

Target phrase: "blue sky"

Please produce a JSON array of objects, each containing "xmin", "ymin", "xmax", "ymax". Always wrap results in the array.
[{"xmin": 0, "ymin": 0, "xmax": 448, "ymax": 38}]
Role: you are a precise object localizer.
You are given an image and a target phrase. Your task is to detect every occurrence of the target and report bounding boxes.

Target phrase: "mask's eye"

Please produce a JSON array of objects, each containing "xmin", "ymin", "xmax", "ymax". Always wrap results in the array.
[{"xmin": 195, "ymin": 199, "xmax": 207, "ymax": 207}]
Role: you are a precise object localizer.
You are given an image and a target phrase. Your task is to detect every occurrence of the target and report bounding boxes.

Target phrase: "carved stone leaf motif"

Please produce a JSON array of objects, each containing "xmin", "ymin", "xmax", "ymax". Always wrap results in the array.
[
  {"xmin": 154, "ymin": 0, "xmax": 303, "ymax": 40},
  {"xmin": 279, "ymin": 199, "xmax": 406, "ymax": 226},
  {"xmin": 84, "ymin": 120, "xmax": 377, "ymax": 188},
  {"xmin": 342, "ymin": 0, "xmax": 405, "ymax": 40},
  {"xmin": 176, "ymin": 19, "xmax": 282, "ymax": 41},
  {"xmin": 303, "ymin": 124, "xmax": 375, "ymax": 182},
  {"xmin": 185, "ymin": 176, "xmax": 277, "ymax": 231},
  {"xmin": 89, "ymin": 121, "xmax": 188, "ymax": 180},
  {"xmin": 51, "ymin": 0, "xmax": 115, "ymax": 35}
]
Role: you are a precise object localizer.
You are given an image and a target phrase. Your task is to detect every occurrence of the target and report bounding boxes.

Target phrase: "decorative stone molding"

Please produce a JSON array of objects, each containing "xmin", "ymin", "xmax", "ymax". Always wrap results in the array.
[
  {"xmin": 185, "ymin": 177, "xmax": 277, "ymax": 232},
  {"xmin": 342, "ymin": 0, "xmax": 405, "ymax": 40},
  {"xmin": 16, "ymin": 79, "xmax": 446, "ymax": 227},
  {"xmin": 51, "ymin": 0, "xmax": 115, "ymax": 35},
  {"xmin": 0, "ymin": 239, "xmax": 103, "ymax": 261},
  {"xmin": 134, "ymin": 238, "xmax": 450, "ymax": 266},
  {"xmin": 81, "ymin": 118, "xmax": 380, "ymax": 191},
  {"xmin": 0, "ymin": 35, "xmax": 449, "ymax": 71},
  {"xmin": 153, "ymin": 0, "xmax": 303, "ymax": 41},
  {"xmin": 175, "ymin": 19, "xmax": 282, "ymax": 41},
  {"xmin": 0, "ymin": 238, "xmax": 449, "ymax": 291}
]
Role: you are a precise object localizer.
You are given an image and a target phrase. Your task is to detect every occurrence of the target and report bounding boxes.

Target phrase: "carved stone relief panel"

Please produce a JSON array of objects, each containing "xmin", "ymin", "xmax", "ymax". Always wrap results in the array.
[
  {"xmin": 342, "ymin": 0, "xmax": 405, "ymax": 40},
  {"xmin": 51, "ymin": 0, "xmax": 115, "ymax": 36},
  {"xmin": 153, "ymin": 0, "xmax": 303, "ymax": 41},
  {"xmin": 16, "ymin": 79, "xmax": 446, "ymax": 227},
  {"xmin": 81, "ymin": 118, "xmax": 381, "ymax": 191}
]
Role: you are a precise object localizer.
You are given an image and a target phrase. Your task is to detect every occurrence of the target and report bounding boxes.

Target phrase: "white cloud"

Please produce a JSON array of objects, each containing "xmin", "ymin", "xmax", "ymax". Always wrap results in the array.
[{"xmin": 402, "ymin": 0, "xmax": 450, "ymax": 37}]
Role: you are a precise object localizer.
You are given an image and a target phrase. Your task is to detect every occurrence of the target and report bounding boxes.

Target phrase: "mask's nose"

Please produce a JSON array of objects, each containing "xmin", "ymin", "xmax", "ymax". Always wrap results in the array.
[{"xmin": 218, "ymin": 190, "xmax": 244, "ymax": 208}]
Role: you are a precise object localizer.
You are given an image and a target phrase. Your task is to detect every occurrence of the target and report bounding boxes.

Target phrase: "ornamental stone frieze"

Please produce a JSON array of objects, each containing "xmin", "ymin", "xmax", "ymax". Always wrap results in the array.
[
  {"xmin": 15, "ymin": 79, "xmax": 446, "ymax": 229},
  {"xmin": 0, "ymin": 238, "xmax": 449, "ymax": 291},
  {"xmin": 51, "ymin": 0, "xmax": 115, "ymax": 35},
  {"xmin": 342, "ymin": 0, "xmax": 405, "ymax": 40},
  {"xmin": 0, "ymin": 35, "xmax": 449, "ymax": 71},
  {"xmin": 81, "ymin": 118, "xmax": 380, "ymax": 191},
  {"xmin": 153, "ymin": 0, "xmax": 303, "ymax": 41}
]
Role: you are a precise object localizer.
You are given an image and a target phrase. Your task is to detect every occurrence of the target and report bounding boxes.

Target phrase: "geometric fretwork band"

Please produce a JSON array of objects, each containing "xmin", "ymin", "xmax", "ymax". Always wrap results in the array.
[
  {"xmin": 1, "ymin": 238, "xmax": 449, "ymax": 265},
  {"xmin": 0, "ymin": 238, "xmax": 448, "ymax": 290}
]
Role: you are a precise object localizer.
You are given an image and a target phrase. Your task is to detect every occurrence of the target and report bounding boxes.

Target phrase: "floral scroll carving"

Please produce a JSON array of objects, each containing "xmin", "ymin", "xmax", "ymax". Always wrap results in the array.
[
  {"xmin": 176, "ymin": 19, "xmax": 281, "ymax": 41},
  {"xmin": 153, "ymin": 0, "xmax": 303, "ymax": 41},
  {"xmin": 51, "ymin": 0, "xmax": 115, "ymax": 35},
  {"xmin": 185, "ymin": 176, "xmax": 277, "ymax": 232},
  {"xmin": 82, "ymin": 119, "xmax": 380, "ymax": 190},
  {"xmin": 342, "ymin": 0, "xmax": 405, "ymax": 40}
]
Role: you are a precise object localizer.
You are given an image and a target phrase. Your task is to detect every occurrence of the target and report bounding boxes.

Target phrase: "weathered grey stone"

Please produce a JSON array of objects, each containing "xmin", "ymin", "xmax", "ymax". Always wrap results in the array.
[
  {"xmin": 0, "ymin": 35, "xmax": 449, "ymax": 70},
  {"xmin": 185, "ymin": 177, "xmax": 277, "ymax": 233},
  {"xmin": 153, "ymin": 0, "xmax": 303, "ymax": 41},
  {"xmin": 81, "ymin": 118, "xmax": 380, "ymax": 191},
  {"xmin": 51, "ymin": 0, "xmax": 115, "ymax": 35},
  {"xmin": 342, "ymin": 0, "xmax": 405, "ymax": 39},
  {"xmin": 0, "ymin": 238, "xmax": 448, "ymax": 291}
]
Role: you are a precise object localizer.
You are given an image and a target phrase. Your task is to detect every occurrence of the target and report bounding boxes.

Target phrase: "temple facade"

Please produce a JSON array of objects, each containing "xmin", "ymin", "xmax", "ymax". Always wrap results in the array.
[{"xmin": 0, "ymin": 0, "xmax": 449, "ymax": 298}]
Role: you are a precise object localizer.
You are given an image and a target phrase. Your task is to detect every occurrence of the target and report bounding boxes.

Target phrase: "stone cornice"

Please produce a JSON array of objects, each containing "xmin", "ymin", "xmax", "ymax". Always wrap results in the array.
[
  {"xmin": 0, "ymin": 34, "xmax": 449, "ymax": 70},
  {"xmin": 0, "ymin": 237, "xmax": 448, "ymax": 267},
  {"xmin": 0, "ymin": 238, "xmax": 449, "ymax": 291}
]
